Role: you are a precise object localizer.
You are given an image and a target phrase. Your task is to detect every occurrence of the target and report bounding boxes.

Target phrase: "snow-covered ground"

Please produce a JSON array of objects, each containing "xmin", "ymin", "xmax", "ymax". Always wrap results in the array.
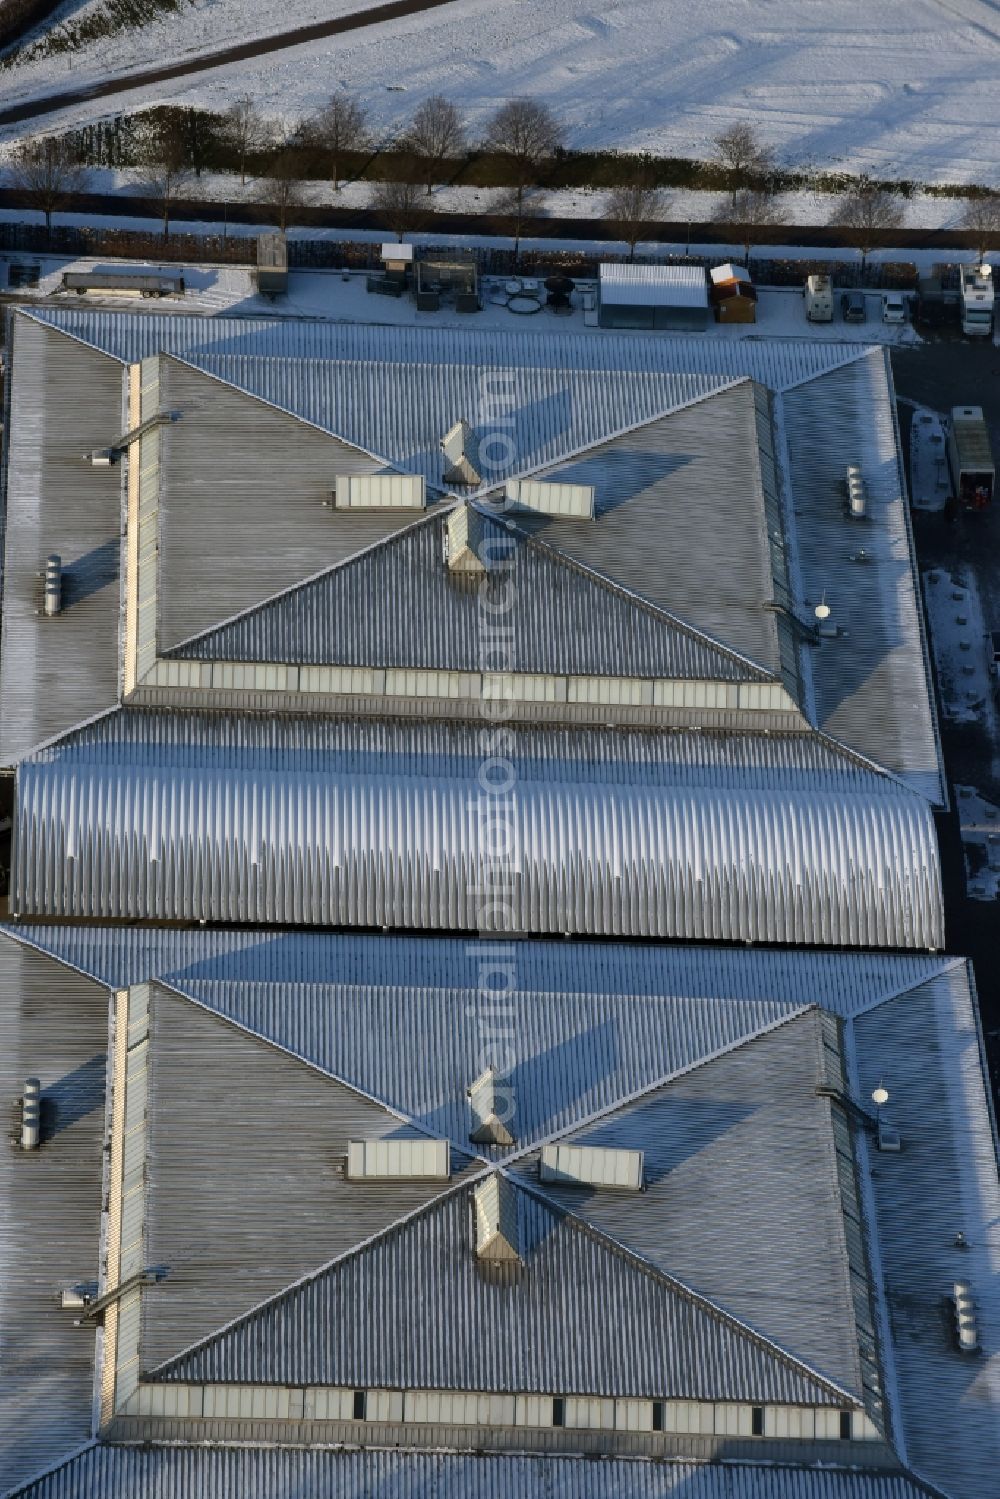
[
  {"xmin": 3, "ymin": 0, "xmax": 1000, "ymax": 187},
  {"xmin": 910, "ymin": 407, "xmax": 952, "ymax": 511},
  {"xmin": 28, "ymin": 166, "xmax": 998, "ymax": 237},
  {"xmin": 923, "ymin": 566, "xmax": 997, "ymax": 731},
  {"xmin": 955, "ymin": 785, "xmax": 1000, "ymax": 900}
]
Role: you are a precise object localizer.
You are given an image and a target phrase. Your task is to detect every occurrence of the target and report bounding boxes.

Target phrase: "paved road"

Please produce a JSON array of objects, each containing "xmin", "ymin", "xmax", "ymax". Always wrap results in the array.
[
  {"xmin": 0, "ymin": 0, "xmax": 462, "ymax": 126},
  {"xmin": 891, "ymin": 340, "xmax": 1000, "ymax": 1085}
]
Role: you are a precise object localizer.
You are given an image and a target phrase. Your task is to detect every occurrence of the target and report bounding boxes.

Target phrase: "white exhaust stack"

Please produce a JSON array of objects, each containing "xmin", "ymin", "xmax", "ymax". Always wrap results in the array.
[
  {"xmin": 21, "ymin": 1077, "xmax": 41, "ymax": 1150},
  {"xmin": 44, "ymin": 555, "xmax": 62, "ymax": 617},
  {"xmin": 953, "ymin": 1281, "xmax": 980, "ymax": 1353}
]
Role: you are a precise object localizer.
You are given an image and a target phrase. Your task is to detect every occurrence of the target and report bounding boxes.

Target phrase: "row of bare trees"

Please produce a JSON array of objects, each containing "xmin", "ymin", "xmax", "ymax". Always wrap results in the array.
[{"xmin": 5, "ymin": 104, "xmax": 1000, "ymax": 260}]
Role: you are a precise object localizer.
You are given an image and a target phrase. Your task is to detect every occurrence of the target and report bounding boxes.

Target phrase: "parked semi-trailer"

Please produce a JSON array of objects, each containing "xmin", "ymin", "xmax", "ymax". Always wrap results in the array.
[{"xmin": 948, "ymin": 406, "xmax": 995, "ymax": 509}]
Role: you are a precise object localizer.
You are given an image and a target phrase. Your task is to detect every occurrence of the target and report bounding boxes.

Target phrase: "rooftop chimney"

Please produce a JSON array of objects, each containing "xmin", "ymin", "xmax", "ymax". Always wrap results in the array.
[
  {"xmin": 44, "ymin": 555, "xmax": 62, "ymax": 617},
  {"xmin": 21, "ymin": 1077, "xmax": 41, "ymax": 1150}
]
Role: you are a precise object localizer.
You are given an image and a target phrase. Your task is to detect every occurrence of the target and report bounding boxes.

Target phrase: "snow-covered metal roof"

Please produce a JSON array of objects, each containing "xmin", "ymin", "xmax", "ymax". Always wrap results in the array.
[
  {"xmin": 0, "ymin": 938, "xmax": 109, "ymax": 1498},
  {"xmin": 4, "ymin": 1445, "xmax": 943, "ymax": 1499},
  {"xmin": 25, "ymin": 306, "xmax": 875, "ymax": 392},
  {"xmin": 781, "ymin": 353, "xmax": 945, "ymax": 805},
  {"xmin": 12, "ymin": 711, "xmax": 943, "ymax": 946},
  {"xmin": 600, "ymin": 263, "xmax": 710, "ymax": 308},
  {"xmin": 0, "ymin": 316, "xmax": 124, "ymax": 767},
  {"xmin": 150, "ymin": 1180, "xmax": 854, "ymax": 1404}
]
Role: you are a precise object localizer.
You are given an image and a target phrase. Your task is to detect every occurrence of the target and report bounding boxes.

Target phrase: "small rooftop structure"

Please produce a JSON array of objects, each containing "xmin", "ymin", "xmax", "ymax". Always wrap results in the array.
[
  {"xmin": 599, "ymin": 263, "xmax": 710, "ymax": 331},
  {"xmin": 255, "ymin": 233, "xmax": 288, "ymax": 298}
]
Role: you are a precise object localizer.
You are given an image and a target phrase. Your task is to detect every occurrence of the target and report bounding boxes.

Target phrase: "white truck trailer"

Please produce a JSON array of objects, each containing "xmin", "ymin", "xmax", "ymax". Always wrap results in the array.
[
  {"xmin": 960, "ymin": 263, "xmax": 994, "ymax": 337},
  {"xmin": 947, "ymin": 406, "xmax": 995, "ymax": 510}
]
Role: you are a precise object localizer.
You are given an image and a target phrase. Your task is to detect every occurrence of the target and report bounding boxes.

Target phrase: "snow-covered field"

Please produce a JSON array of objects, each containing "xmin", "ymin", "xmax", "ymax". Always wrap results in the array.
[{"xmin": 3, "ymin": 0, "xmax": 1000, "ymax": 187}]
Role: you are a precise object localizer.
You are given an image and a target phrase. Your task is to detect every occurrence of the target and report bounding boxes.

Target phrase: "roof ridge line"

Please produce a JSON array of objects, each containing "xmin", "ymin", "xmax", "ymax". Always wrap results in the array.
[
  {"xmin": 841, "ymin": 959, "xmax": 964, "ymax": 1019},
  {"xmin": 772, "ymin": 340, "xmax": 875, "ymax": 392},
  {"xmin": 487, "ymin": 508, "xmax": 777, "ymax": 681},
  {"xmin": 510, "ymin": 1172, "xmax": 864, "ymax": 1408},
  {"xmin": 0, "ymin": 922, "xmax": 115, "ymax": 990},
  {"xmin": 165, "ymin": 351, "xmax": 402, "ymax": 473},
  {"xmin": 145, "ymin": 1171, "xmax": 495, "ymax": 1381},
  {"xmin": 471, "ymin": 374, "xmax": 750, "ymax": 499},
  {"xmin": 497, "ymin": 1004, "xmax": 815, "ymax": 1167},
  {"xmin": 161, "ymin": 506, "xmax": 445, "ymax": 659},
  {"xmin": 17, "ymin": 702, "xmax": 123, "ymax": 764},
  {"xmin": 153, "ymin": 974, "xmax": 485, "ymax": 1160},
  {"xmin": 0, "ymin": 1438, "xmax": 101, "ymax": 1499}
]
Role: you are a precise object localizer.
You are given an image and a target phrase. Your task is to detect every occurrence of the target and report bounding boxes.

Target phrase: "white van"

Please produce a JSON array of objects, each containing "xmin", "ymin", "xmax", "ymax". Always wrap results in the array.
[
  {"xmin": 804, "ymin": 274, "xmax": 833, "ymax": 322},
  {"xmin": 882, "ymin": 292, "xmax": 907, "ymax": 325}
]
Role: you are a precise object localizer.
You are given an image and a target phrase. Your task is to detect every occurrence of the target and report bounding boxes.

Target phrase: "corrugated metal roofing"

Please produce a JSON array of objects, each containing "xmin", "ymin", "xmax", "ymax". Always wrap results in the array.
[
  {"xmin": 2, "ymin": 924, "xmax": 953, "ymax": 1021},
  {"xmin": 138, "ymin": 985, "xmax": 479, "ymax": 1372},
  {"xmin": 600, "ymin": 264, "xmax": 710, "ymax": 308},
  {"xmin": 153, "ymin": 358, "xmax": 425, "ymax": 654},
  {"xmin": 779, "ymin": 354, "xmax": 945, "ymax": 804},
  {"xmin": 170, "ymin": 506, "xmax": 767, "ymax": 680},
  {"xmin": 1, "ymin": 923, "xmax": 953, "ymax": 1019},
  {"xmin": 0, "ymin": 316, "xmax": 124, "ymax": 767},
  {"xmin": 25, "ymin": 306, "xmax": 875, "ymax": 392},
  {"xmin": 160, "ymin": 975, "xmax": 800, "ymax": 1156},
  {"xmin": 510, "ymin": 383, "xmax": 791, "ymax": 679},
  {"xmin": 13, "ymin": 709, "xmax": 943, "ymax": 945},
  {"xmin": 517, "ymin": 1013, "xmax": 870, "ymax": 1411},
  {"xmin": 151, "ymin": 1180, "xmax": 853, "ymax": 1405},
  {"xmin": 0, "ymin": 935, "xmax": 108, "ymax": 1495},
  {"xmin": 852, "ymin": 968, "xmax": 1000, "ymax": 1499},
  {"xmin": 4, "ymin": 1444, "xmax": 942, "ymax": 1499},
  {"xmin": 181, "ymin": 353, "xmax": 733, "ymax": 491}
]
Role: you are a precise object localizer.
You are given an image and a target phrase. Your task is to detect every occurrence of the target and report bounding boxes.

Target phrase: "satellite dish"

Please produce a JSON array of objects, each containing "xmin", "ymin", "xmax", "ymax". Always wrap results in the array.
[
  {"xmin": 872, "ymin": 1085, "xmax": 889, "ymax": 1107},
  {"xmin": 814, "ymin": 602, "xmax": 831, "ymax": 621}
]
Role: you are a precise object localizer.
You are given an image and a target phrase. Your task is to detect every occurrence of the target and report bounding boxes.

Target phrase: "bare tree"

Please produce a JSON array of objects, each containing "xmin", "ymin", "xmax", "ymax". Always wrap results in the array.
[
  {"xmin": 306, "ymin": 91, "xmax": 368, "ymax": 192},
  {"xmin": 370, "ymin": 175, "xmax": 428, "ymax": 240},
  {"xmin": 484, "ymin": 99, "xmax": 564, "ymax": 225},
  {"xmin": 136, "ymin": 110, "xmax": 190, "ymax": 241},
  {"xmin": 714, "ymin": 121, "xmax": 774, "ymax": 207},
  {"xmin": 257, "ymin": 137, "xmax": 306, "ymax": 232},
  {"xmin": 715, "ymin": 188, "xmax": 782, "ymax": 262},
  {"xmin": 960, "ymin": 194, "xmax": 1000, "ymax": 261},
  {"xmin": 5, "ymin": 135, "xmax": 88, "ymax": 241},
  {"xmin": 490, "ymin": 185, "xmax": 546, "ymax": 267},
  {"xmin": 829, "ymin": 176, "xmax": 905, "ymax": 276},
  {"xmin": 406, "ymin": 94, "xmax": 465, "ymax": 195},
  {"xmin": 604, "ymin": 174, "xmax": 668, "ymax": 260},
  {"xmin": 223, "ymin": 94, "xmax": 266, "ymax": 185}
]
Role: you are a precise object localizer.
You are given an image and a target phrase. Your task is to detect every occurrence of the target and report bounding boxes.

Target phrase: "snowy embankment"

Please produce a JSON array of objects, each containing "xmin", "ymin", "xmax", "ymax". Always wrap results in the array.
[
  {"xmin": 22, "ymin": 165, "xmax": 999, "ymax": 242},
  {"xmin": 2, "ymin": 0, "xmax": 1000, "ymax": 189}
]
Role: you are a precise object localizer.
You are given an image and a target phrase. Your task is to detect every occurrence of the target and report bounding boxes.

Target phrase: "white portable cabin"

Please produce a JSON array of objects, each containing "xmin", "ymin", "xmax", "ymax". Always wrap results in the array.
[{"xmin": 804, "ymin": 274, "xmax": 833, "ymax": 322}]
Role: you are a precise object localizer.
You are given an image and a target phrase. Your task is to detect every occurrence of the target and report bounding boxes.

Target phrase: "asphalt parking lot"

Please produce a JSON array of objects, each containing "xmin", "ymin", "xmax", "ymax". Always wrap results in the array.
[{"xmin": 892, "ymin": 340, "xmax": 1000, "ymax": 1081}]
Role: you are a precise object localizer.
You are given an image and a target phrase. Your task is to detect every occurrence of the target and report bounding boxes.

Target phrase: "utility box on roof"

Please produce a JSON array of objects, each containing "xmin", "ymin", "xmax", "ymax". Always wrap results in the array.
[
  {"xmin": 256, "ymin": 233, "xmax": 288, "ymax": 298},
  {"xmin": 598, "ymin": 263, "xmax": 709, "ymax": 331}
]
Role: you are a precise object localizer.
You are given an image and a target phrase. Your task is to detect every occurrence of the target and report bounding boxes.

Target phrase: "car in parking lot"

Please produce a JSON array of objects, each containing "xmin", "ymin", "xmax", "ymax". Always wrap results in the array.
[
  {"xmin": 841, "ymin": 290, "xmax": 866, "ymax": 323},
  {"xmin": 882, "ymin": 292, "xmax": 907, "ymax": 325}
]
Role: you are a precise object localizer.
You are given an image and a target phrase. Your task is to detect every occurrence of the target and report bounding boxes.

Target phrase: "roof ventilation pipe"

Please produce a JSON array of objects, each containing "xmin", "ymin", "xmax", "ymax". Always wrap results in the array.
[
  {"xmin": 846, "ymin": 464, "xmax": 867, "ymax": 519},
  {"xmin": 20, "ymin": 1077, "xmax": 41, "ymax": 1149},
  {"xmin": 44, "ymin": 555, "xmax": 62, "ymax": 617},
  {"xmin": 953, "ymin": 1281, "xmax": 980, "ymax": 1353}
]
